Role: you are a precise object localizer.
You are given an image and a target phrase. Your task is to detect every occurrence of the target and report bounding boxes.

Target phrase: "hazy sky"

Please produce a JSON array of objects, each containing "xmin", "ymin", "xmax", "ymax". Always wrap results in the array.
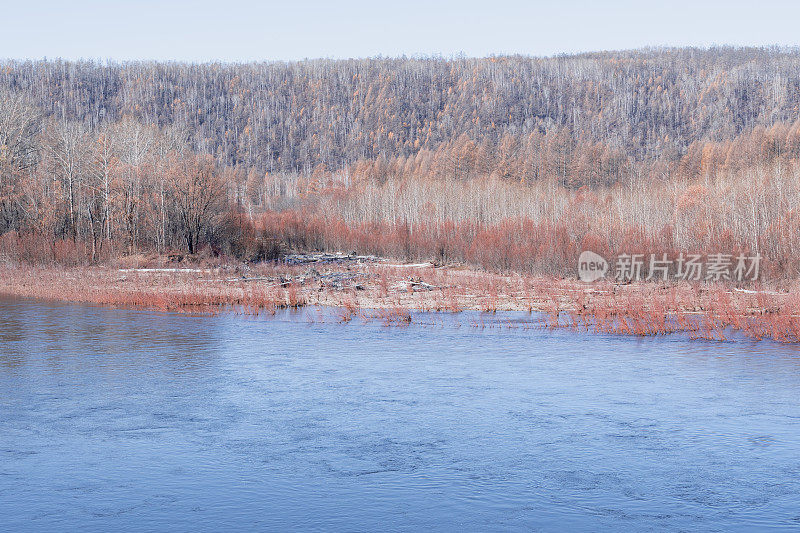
[{"xmin": 1, "ymin": 0, "xmax": 798, "ymax": 62}]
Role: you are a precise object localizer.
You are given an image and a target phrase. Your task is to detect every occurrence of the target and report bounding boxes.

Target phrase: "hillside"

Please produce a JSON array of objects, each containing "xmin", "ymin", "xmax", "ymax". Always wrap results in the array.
[{"xmin": 2, "ymin": 47, "xmax": 800, "ymax": 277}]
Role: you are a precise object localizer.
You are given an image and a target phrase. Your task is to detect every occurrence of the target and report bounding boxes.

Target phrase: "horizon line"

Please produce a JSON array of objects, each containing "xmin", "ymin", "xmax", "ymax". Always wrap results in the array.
[{"xmin": 2, "ymin": 44, "xmax": 799, "ymax": 66}]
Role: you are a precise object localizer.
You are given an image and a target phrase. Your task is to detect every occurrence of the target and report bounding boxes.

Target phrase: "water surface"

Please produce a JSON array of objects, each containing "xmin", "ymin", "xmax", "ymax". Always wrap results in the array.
[{"xmin": 1, "ymin": 298, "xmax": 799, "ymax": 531}]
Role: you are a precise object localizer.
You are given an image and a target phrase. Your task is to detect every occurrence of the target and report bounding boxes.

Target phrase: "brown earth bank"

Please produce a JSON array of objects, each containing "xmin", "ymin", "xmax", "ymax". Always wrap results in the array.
[{"xmin": 1, "ymin": 253, "xmax": 799, "ymax": 343}]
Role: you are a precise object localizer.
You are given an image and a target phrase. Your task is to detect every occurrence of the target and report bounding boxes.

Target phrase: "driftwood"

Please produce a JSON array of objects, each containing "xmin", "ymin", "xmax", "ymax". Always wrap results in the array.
[
  {"xmin": 395, "ymin": 277, "xmax": 439, "ymax": 292},
  {"xmin": 119, "ymin": 268, "xmax": 211, "ymax": 273},
  {"xmin": 283, "ymin": 252, "xmax": 383, "ymax": 265},
  {"xmin": 225, "ymin": 268, "xmax": 370, "ymax": 290},
  {"xmin": 311, "ymin": 270, "xmax": 369, "ymax": 290}
]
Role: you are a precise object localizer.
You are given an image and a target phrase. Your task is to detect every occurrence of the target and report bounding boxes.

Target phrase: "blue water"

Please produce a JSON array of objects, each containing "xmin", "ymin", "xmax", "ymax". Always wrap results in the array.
[{"xmin": 1, "ymin": 298, "xmax": 800, "ymax": 532}]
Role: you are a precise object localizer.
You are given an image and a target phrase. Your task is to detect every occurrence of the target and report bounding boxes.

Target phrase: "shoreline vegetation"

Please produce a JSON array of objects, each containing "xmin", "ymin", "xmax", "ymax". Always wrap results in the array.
[
  {"xmin": 2, "ymin": 253, "xmax": 800, "ymax": 343},
  {"xmin": 3, "ymin": 49, "xmax": 800, "ymax": 343},
  {"xmin": 4, "ymin": 51, "xmax": 800, "ymax": 281}
]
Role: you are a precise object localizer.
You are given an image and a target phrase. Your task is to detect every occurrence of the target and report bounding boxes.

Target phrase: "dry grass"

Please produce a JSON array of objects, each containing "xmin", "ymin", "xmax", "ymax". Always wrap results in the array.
[
  {"xmin": 0, "ymin": 265, "xmax": 307, "ymax": 314},
  {"xmin": 1, "ymin": 261, "xmax": 799, "ymax": 343}
]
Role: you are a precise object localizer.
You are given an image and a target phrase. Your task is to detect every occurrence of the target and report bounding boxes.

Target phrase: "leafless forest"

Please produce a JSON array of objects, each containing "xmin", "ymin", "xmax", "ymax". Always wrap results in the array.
[{"xmin": 2, "ymin": 47, "xmax": 800, "ymax": 278}]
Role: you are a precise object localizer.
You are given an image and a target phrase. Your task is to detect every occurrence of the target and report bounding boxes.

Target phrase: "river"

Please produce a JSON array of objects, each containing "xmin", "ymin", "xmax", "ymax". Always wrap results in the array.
[{"xmin": 1, "ymin": 298, "xmax": 799, "ymax": 531}]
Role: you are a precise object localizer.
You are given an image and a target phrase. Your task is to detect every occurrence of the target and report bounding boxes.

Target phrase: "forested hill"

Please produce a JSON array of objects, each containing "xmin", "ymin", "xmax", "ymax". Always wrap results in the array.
[{"xmin": 3, "ymin": 47, "xmax": 800, "ymax": 184}]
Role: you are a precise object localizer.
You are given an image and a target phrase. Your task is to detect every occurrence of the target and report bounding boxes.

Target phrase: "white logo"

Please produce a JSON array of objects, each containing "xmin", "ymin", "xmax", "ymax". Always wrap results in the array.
[{"xmin": 578, "ymin": 251, "xmax": 608, "ymax": 282}]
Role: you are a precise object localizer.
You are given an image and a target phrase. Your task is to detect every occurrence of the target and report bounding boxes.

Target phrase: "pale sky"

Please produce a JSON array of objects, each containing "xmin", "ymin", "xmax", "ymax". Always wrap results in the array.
[{"xmin": 1, "ymin": 0, "xmax": 798, "ymax": 62}]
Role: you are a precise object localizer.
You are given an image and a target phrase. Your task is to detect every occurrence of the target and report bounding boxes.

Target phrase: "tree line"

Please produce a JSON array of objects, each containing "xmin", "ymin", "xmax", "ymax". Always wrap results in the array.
[
  {"xmin": 2, "ymin": 47, "xmax": 800, "ymax": 274},
  {"xmin": 3, "ymin": 47, "xmax": 800, "ymax": 179},
  {"xmin": 0, "ymin": 92, "xmax": 233, "ymax": 261}
]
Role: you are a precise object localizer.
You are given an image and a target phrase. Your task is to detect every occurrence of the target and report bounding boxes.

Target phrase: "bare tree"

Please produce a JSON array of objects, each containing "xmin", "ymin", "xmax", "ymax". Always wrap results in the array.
[
  {"xmin": 41, "ymin": 119, "xmax": 90, "ymax": 240},
  {"xmin": 166, "ymin": 153, "xmax": 226, "ymax": 254},
  {"xmin": 0, "ymin": 89, "xmax": 41, "ymax": 231}
]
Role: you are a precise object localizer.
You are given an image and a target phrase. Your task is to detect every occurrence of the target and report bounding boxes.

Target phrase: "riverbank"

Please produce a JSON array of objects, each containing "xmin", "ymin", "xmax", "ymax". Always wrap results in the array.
[{"xmin": 1, "ymin": 256, "xmax": 798, "ymax": 342}]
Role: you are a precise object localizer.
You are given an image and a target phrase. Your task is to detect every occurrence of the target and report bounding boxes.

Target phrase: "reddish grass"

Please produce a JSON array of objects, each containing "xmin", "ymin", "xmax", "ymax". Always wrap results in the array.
[
  {"xmin": 0, "ymin": 266, "xmax": 304, "ymax": 314},
  {"xmin": 1, "ymin": 262, "xmax": 800, "ymax": 343}
]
